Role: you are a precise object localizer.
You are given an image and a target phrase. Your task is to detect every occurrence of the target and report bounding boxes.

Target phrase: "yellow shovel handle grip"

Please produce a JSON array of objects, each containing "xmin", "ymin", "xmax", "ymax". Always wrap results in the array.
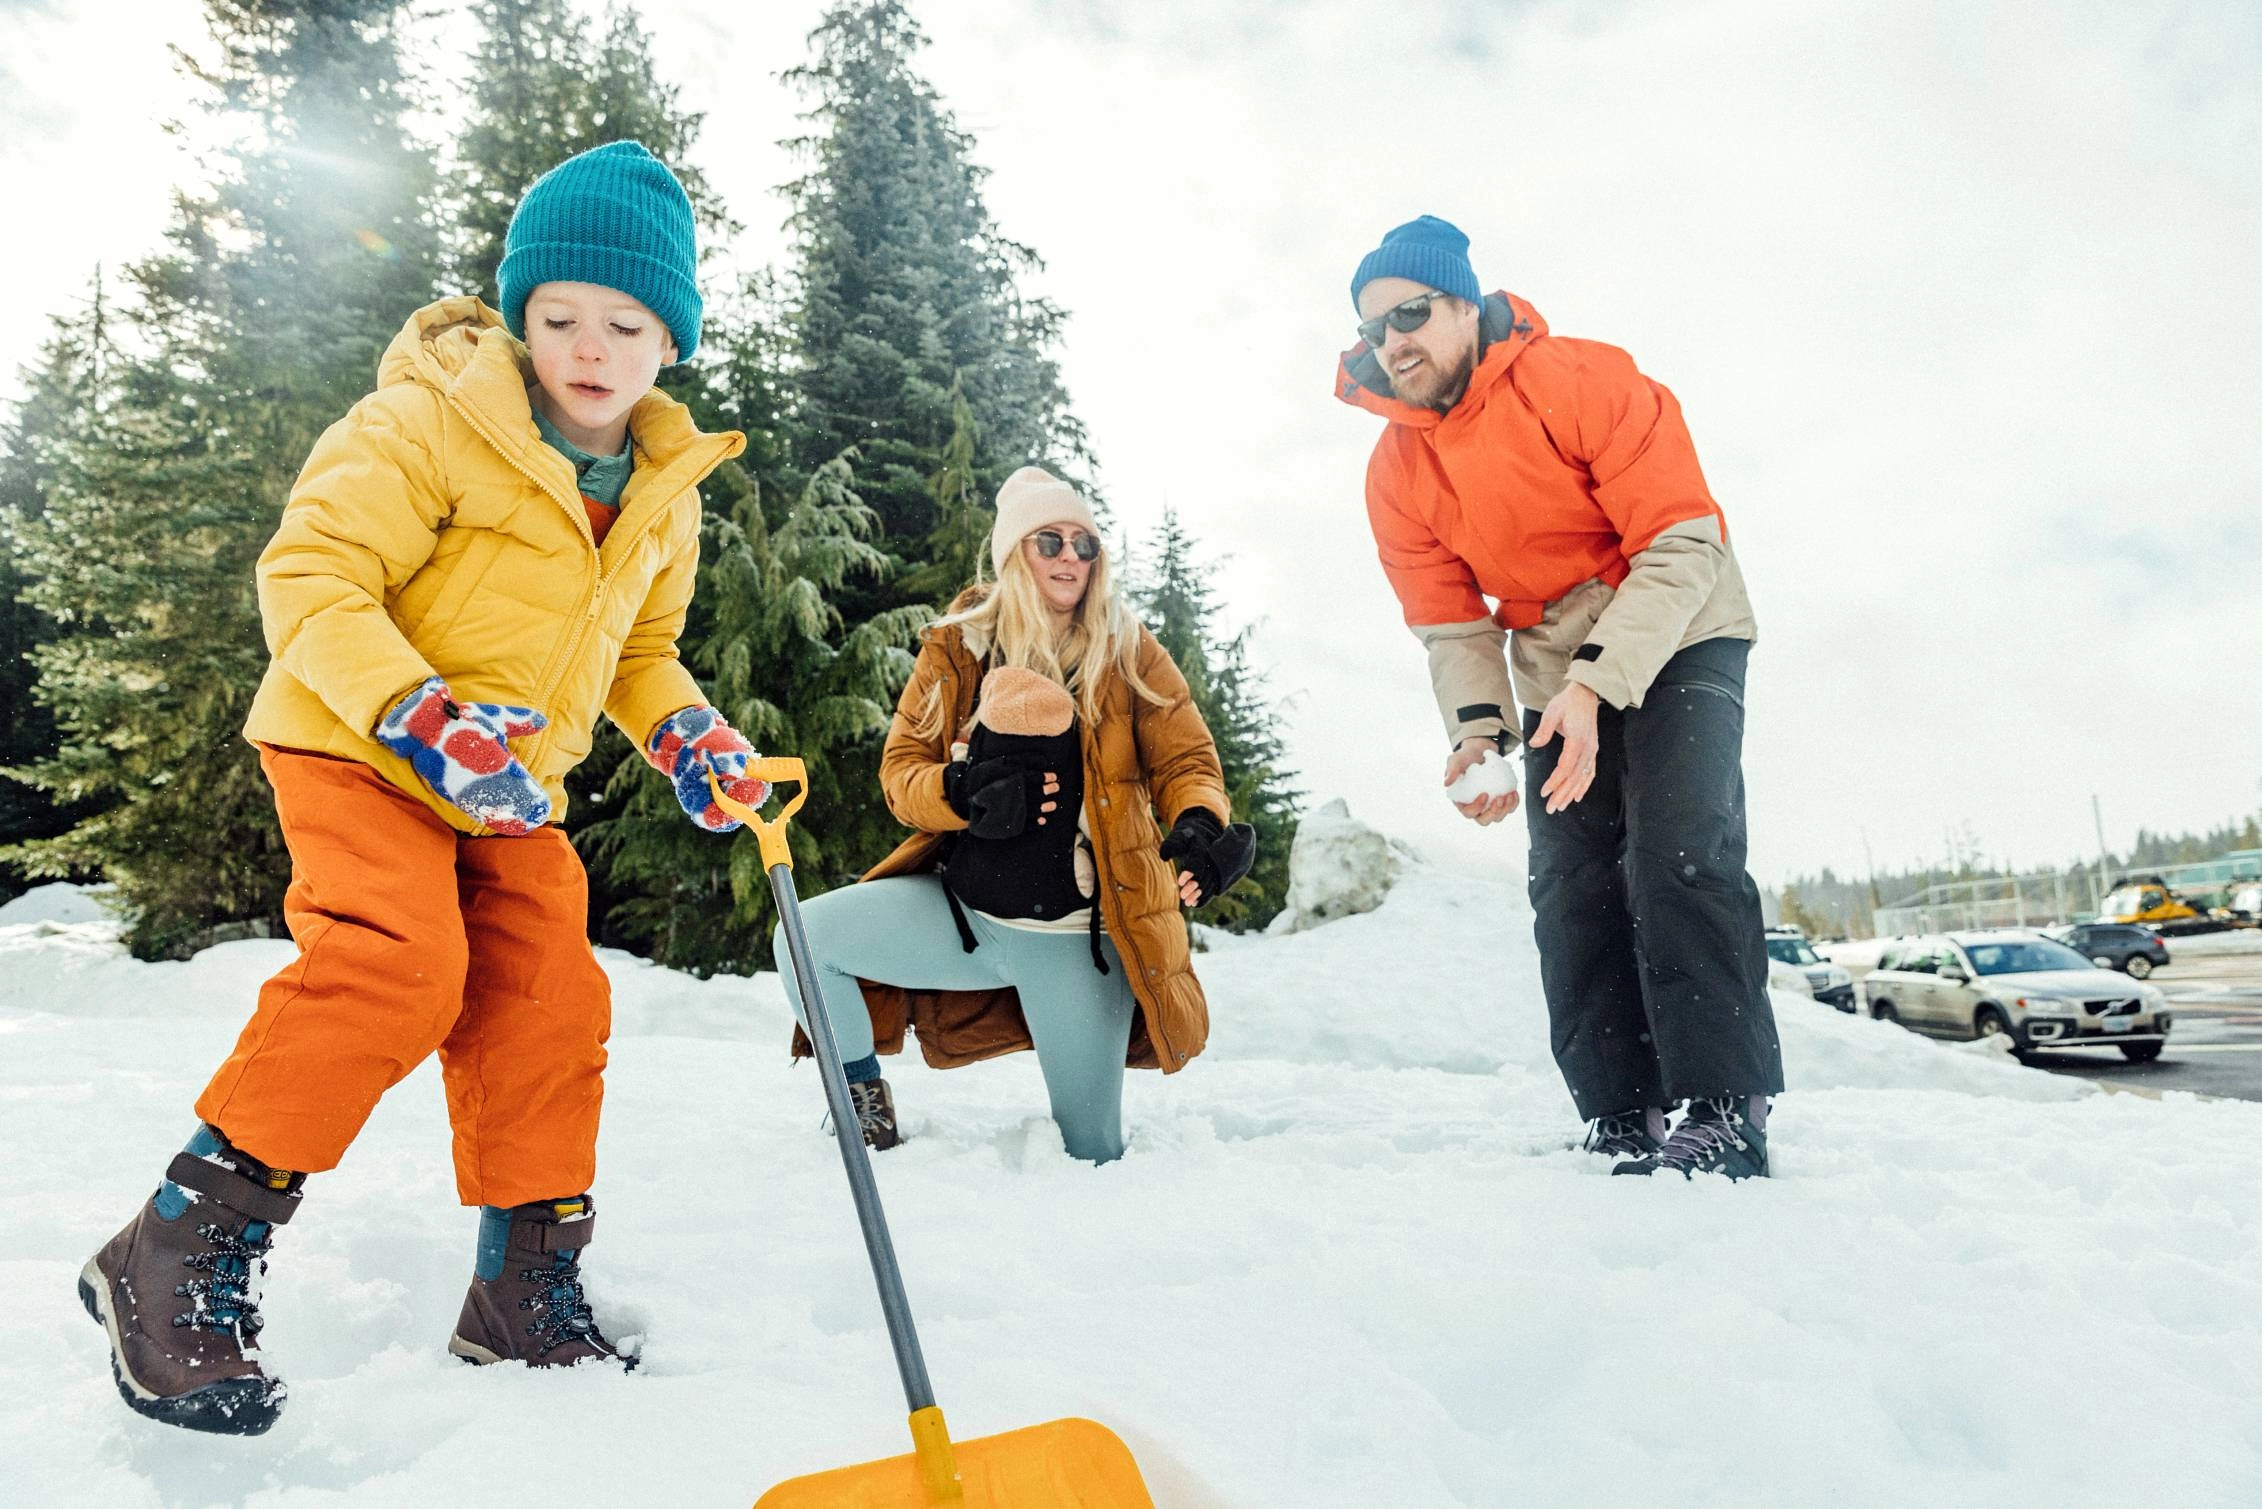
[
  {"xmin": 706, "ymin": 758, "xmax": 807, "ymax": 872},
  {"xmin": 908, "ymin": 1406, "xmax": 965, "ymax": 1506}
]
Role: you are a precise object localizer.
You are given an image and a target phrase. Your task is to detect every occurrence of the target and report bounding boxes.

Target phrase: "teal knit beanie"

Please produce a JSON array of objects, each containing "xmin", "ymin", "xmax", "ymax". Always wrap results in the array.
[{"xmin": 498, "ymin": 141, "xmax": 702, "ymax": 362}]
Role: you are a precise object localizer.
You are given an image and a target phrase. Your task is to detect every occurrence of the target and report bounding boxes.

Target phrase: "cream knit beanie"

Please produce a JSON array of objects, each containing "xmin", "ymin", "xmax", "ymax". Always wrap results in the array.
[{"xmin": 990, "ymin": 465, "xmax": 1100, "ymax": 574}]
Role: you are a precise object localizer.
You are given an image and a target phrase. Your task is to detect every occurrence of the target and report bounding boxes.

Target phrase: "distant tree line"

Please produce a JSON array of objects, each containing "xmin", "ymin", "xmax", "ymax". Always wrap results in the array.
[
  {"xmin": 0, "ymin": 0, "xmax": 1300, "ymax": 965},
  {"xmin": 1776, "ymin": 808, "xmax": 2262, "ymax": 938}
]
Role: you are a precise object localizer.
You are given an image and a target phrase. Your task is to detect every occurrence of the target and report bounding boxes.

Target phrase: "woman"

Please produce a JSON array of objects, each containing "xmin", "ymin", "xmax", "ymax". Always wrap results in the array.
[{"xmin": 775, "ymin": 465, "xmax": 1255, "ymax": 1163}]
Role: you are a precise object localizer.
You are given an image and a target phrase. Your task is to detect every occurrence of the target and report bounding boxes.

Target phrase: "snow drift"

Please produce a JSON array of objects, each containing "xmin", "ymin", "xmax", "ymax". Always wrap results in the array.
[{"xmin": 5, "ymin": 844, "xmax": 2260, "ymax": 1507}]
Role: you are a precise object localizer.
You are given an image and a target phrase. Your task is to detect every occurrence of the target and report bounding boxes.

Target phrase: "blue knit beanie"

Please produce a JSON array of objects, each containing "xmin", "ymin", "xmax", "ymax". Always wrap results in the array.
[
  {"xmin": 1349, "ymin": 215, "xmax": 1482, "ymax": 310},
  {"xmin": 498, "ymin": 141, "xmax": 702, "ymax": 362}
]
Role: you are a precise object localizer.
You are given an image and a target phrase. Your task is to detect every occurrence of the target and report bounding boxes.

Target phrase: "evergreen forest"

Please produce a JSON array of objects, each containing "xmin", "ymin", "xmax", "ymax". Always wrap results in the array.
[{"xmin": 0, "ymin": 0, "xmax": 1302, "ymax": 968}]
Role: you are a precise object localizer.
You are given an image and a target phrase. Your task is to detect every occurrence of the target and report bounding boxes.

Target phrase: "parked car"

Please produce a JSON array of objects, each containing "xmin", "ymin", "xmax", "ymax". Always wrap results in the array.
[
  {"xmin": 1859, "ymin": 930, "xmax": 2172, "ymax": 1062},
  {"xmin": 1765, "ymin": 928, "xmax": 1855, "ymax": 1010},
  {"xmin": 2043, "ymin": 921, "xmax": 2170, "ymax": 979},
  {"xmin": 2230, "ymin": 883, "xmax": 2262, "ymax": 925},
  {"xmin": 1766, "ymin": 958, "xmax": 1816, "ymax": 999}
]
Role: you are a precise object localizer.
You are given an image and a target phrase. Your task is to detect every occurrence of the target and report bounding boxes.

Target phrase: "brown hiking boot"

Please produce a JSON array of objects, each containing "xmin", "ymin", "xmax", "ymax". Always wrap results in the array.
[
  {"xmin": 449, "ymin": 1197, "xmax": 633, "ymax": 1369},
  {"xmin": 78, "ymin": 1135, "xmax": 303, "ymax": 1435},
  {"xmin": 850, "ymin": 1077, "xmax": 901, "ymax": 1151}
]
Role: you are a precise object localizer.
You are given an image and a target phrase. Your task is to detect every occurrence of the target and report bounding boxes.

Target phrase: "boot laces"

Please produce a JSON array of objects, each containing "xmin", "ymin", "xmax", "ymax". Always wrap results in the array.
[
  {"xmin": 1658, "ymin": 1099, "xmax": 1749, "ymax": 1171},
  {"xmin": 849, "ymin": 1081, "xmax": 895, "ymax": 1141},
  {"xmin": 1583, "ymin": 1111, "xmax": 1649, "ymax": 1155},
  {"xmin": 518, "ymin": 1253, "xmax": 600, "ymax": 1355},
  {"xmin": 173, "ymin": 1223, "xmax": 271, "ymax": 1336}
]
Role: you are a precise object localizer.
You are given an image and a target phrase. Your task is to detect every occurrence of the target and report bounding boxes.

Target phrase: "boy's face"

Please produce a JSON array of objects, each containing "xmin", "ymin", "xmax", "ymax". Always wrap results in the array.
[{"xmin": 522, "ymin": 282, "xmax": 677, "ymax": 455}]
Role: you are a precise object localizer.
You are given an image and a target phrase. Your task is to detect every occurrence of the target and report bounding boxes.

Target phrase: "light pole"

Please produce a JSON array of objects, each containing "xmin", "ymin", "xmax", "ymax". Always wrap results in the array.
[{"xmin": 2091, "ymin": 794, "xmax": 2111, "ymax": 913}]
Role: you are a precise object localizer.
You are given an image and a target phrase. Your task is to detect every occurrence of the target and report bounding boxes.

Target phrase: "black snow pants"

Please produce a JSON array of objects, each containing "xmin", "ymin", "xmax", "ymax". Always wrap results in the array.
[{"xmin": 1522, "ymin": 636, "xmax": 1784, "ymax": 1119}]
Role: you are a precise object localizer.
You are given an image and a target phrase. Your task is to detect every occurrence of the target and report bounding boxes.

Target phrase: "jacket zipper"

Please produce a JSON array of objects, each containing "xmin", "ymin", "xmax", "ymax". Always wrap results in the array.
[
  {"xmin": 440, "ymin": 394, "xmax": 597, "ymax": 784},
  {"xmin": 439, "ymin": 396, "xmax": 717, "ymax": 781},
  {"xmin": 436, "ymin": 395, "xmax": 728, "ymax": 751}
]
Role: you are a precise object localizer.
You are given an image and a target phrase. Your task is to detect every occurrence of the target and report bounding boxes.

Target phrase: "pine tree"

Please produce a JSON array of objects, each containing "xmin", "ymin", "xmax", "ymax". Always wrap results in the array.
[
  {"xmin": 447, "ymin": 0, "xmax": 759, "ymax": 957},
  {"xmin": 586, "ymin": 0, "xmax": 1106, "ymax": 973},
  {"xmin": 780, "ymin": 0, "xmax": 1088, "ymax": 580},
  {"xmin": 8, "ymin": 0, "xmax": 440, "ymax": 956},
  {"xmin": 449, "ymin": 0, "xmax": 734, "ymax": 303},
  {"xmin": 894, "ymin": 380, "xmax": 990, "ymax": 605},
  {"xmin": 1132, "ymin": 511, "xmax": 1300, "ymax": 931},
  {"xmin": 1777, "ymin": 886, "xmax": 1829, "ymax": 937},
  {"xmin": 577, "ymin": 454, "xmax": 920, "ymax": 973},
  {"xmin": 0, "ymin": 287, "xmax": 118, "ymax": 903}
]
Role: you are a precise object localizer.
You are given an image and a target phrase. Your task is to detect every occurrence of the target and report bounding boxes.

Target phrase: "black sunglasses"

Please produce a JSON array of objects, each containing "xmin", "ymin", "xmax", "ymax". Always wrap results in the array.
[
  {"xmin": 1357, "ymin": 289, "xmax": 1448, "ymax": 349},
  {"xmin": 1030, "ymin": 528, "xmax": 1101, "ymax": 561}
]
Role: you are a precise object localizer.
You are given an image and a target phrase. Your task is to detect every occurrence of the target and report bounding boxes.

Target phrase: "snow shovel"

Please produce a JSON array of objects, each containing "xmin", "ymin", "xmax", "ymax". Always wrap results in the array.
[{"xmin": 712, "ymin": 764, "xmax": 1155, "ymax": 1509}]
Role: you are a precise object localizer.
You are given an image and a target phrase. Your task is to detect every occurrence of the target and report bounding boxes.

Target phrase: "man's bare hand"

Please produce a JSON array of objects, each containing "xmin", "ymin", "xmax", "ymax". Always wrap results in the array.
[
  {"xmin": 1530, "ymin": 681, "xmax": 1602, "ymax": 815},
  {"xmin": 1444, "ymin": 737, "xmax": 1519, "ymax": 825}
]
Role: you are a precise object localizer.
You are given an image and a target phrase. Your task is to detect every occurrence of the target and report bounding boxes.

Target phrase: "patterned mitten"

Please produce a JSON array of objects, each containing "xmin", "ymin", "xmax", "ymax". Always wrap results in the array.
[
  {"xmin": 644, "ymin": 705, "xmax": 769, "ymax": 832},
  {"xmin": 374, "ymin": 676, "xmax": 552, "ymax": 836}
]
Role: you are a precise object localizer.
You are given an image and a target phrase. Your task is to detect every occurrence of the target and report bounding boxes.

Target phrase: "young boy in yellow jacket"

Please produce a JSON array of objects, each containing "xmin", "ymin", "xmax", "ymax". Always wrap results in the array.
[{"xmin": 78, "ymin": 141, "xmax": 766, "ymax": 1434}]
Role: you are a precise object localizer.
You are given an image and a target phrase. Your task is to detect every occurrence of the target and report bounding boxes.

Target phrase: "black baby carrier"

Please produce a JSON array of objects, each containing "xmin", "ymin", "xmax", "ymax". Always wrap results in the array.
[{"xmin": 938, "ymin": 665, "xmax": 1107, "ymax": 972}]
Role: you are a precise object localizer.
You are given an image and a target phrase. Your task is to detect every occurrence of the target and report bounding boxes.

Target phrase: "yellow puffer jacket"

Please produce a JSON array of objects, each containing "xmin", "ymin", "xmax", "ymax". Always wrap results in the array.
[{"xmin": 242, "ymin": 297, "xmax": 745, "ymax": 833}]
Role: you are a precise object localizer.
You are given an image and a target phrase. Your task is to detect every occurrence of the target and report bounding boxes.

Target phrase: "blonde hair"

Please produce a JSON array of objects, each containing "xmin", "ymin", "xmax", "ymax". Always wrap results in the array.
[{"xmin": 911, "ymin": 541, "xmax": 1168, "ymax": 741}]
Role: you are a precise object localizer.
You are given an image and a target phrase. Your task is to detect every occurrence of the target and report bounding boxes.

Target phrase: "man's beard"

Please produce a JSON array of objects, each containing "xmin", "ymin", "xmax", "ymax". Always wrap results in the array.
[{"xmin": 1394, "ymin": 346, "xmax": 1476, "ymax": 413}]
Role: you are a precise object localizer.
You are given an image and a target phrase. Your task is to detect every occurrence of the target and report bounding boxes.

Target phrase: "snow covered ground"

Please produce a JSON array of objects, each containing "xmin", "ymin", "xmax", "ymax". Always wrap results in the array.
[
  {"xmin": 2166, "ymin": 928, "xmax": 2262, "ymax": 958},
  {"xmin": 8, "ymin": 847, "xmax": 2262, "ymax": 1507}
]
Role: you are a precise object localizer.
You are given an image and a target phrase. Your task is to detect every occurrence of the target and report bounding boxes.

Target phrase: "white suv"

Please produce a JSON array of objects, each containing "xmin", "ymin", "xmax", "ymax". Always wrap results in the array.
[
  {"xmin": 1765, "ymin": 929, "xmax": 1854, "ymax": 1011},
  {"xmin": 1859, "ymin": 930, "xmax": 2172, "ymax": 1062}
]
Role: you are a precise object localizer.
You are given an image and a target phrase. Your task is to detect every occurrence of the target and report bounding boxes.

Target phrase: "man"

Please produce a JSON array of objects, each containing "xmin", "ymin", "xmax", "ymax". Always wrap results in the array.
[{"xmin": 1335, "ymin": 215, "xmax": 1782, "ymax": 1179}]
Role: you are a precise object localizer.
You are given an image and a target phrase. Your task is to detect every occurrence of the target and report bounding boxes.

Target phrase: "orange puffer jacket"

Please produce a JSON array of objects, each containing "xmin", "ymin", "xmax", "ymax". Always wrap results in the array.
[{"xmin": 1334, "ymin": 291, "xmax": 1725, "ymax": 634}]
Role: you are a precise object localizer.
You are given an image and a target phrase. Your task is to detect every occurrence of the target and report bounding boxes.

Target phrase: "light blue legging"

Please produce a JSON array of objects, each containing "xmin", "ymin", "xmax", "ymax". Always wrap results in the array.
[{"xmin": 773, "ymin": 874, "xmax": 1138, "ymax": 1163}]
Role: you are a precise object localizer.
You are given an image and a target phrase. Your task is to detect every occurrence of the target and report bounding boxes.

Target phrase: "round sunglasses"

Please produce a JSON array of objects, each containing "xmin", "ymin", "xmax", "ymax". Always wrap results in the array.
[
  {"xmin": 1029, "ymin": 528, "xmax": 1102, "ymax": 562},
  {"xmin": 1356, "ymin": 289, "xmax": 1448, "ymax": 349}
]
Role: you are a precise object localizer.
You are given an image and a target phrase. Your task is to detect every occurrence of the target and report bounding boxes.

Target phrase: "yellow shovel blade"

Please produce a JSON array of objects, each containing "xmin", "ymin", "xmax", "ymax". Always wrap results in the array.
[{"xmin": 755, "ymin": 1417, "xmax": 1155, "ymax": 1509}]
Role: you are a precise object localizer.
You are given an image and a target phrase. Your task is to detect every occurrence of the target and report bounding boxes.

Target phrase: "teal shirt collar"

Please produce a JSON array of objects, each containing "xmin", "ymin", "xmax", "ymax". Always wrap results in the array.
[{"xmin": 532, "ymin": 409, "xmax": 634, "ymax": 507}]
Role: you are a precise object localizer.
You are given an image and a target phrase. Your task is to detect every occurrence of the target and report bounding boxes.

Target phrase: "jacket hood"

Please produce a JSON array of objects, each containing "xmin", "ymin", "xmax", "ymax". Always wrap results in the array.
[
  {"xmin": 928, "ymin": 584, "xmax": 994, "ymax": 659},
  {"xmin": 375, "ymin": 296, "xmax": 735, "ymax": 477},
  {"xmin": 1333, "ymin": 291, "xmax": 1547, "ymax": 428}
]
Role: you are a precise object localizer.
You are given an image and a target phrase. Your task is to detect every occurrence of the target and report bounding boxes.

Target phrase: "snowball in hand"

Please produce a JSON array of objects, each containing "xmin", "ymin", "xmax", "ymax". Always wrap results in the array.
[{"xmin": 1446, "ymin": 748, "xmax": 1518, "ymax": 804}]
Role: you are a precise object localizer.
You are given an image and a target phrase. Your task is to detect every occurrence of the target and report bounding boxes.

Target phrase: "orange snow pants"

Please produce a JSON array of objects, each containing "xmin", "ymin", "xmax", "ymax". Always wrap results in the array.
[{"xmin": 196, "ymin": 748, "xmax": 610, "ymax": 1208}]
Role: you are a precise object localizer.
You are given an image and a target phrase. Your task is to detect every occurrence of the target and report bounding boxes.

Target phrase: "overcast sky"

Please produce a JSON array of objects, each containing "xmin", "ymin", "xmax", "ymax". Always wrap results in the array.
[{"xmin": 4, "ymin": 0, "xmax": 2258, "ymax": 895}]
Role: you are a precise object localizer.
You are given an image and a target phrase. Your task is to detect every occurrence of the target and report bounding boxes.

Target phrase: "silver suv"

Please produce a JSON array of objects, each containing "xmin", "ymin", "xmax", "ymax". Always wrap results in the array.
[{"xmin": 1860, "ymin": 930, "xmax": 2172, "ymax": 1062}]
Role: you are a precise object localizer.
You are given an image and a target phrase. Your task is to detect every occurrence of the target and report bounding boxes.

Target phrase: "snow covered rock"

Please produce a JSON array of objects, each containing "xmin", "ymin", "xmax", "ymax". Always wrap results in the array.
[{"xmin": 1268, "ymin": 797, "xmax": 1422, "ymax": 934}]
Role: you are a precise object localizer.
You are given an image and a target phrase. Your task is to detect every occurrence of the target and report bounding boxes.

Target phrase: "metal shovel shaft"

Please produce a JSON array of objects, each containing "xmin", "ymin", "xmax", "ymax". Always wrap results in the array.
[{"xmin": 766, "ymin": 860, "xmax": 938, "ymax": 1415}]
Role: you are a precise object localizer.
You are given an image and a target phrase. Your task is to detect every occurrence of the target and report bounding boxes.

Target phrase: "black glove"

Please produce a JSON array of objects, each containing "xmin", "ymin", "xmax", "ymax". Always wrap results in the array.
[
  {"xmin": 945, "ymin": 755, "xmax": 1054, "ymax": 841},
  {"xmin": 1158, "ymin": 808, "xmax": 1257, "ymax": 907}
]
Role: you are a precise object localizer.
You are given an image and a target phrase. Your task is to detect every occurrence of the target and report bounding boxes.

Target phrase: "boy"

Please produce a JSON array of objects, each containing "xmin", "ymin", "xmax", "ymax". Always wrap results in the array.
[{"xmin": 78, "ymin": 141, "xmax": 768, "ymax": 1435}]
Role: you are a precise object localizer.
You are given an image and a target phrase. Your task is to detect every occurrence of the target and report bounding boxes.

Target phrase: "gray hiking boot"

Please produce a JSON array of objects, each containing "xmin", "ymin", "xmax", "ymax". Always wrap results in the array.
[
  {"xmin": 849, "ymin": 1077, "xmax": 901, "ymax": 1151},
  {"xmin": 449, "ymin": 1196, "xmax": 632, "ymax": 1369},
  {"xmin": 1613, "ymin": 1096, "xmax": 1770, "ymax": 1180},
  {"xmin": 1582, "ymin": 1108, "xmax": 1668, "ymax": 1160},
  {"xmin": 78, "ymin": 1129, "xmax": 304, "ymax": 1435}
]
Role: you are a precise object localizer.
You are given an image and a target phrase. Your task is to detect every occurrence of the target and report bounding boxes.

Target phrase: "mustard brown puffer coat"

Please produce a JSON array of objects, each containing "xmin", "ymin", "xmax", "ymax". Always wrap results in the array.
[{"xmin": 797, "ymin": 596, "xmax": 1231, "ymax": 1073}]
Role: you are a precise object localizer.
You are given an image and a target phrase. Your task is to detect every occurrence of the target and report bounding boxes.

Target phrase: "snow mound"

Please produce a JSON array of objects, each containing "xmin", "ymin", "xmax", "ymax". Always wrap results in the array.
[
  {"xmin": 2169, "ymin": 928, "xmax": 2262, "ymax": 957},
  {"xmin": 0, "ymin": 881, "xmax": 117, "ymax": 928},
  {"xmin": 1267, "ymin": 796, "xmax": 1421, "ymax": 934},
  {"xmin": 6, "ymin": 840, "xmax": 2259, "ymax": 1507},
  {"xmin": 1767, "ymin": 958, "xmax": 1815, "ymax": 996}
]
